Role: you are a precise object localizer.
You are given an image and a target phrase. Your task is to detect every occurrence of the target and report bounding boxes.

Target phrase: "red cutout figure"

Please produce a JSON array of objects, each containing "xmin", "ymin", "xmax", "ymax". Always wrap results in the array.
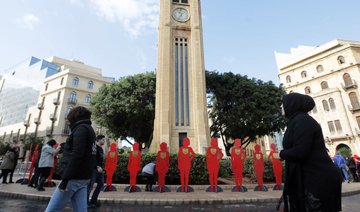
[
  {"xmin": 253, "ymin": 144, "xmax": 264, "ymax": 188},
  {"xmin": 206, "ymin": 138, "xmax": 224, "ymax": 192},
  {"xmin": 105, "ymin": 143, "xmax": 118, "ymax": 191},
  {"xmin": 28, "ymin": 144, "xmax": 39, "ymax": 181},
  {"xmin": 178, "ymin": 137, "xmax": 195, "ymax": 192},
  {"xmin": 268, "ymin": 143, "xmax": 282, "ymax": 188},
  {"xmin": 231, "ymin": 138, "xmax": 246, "ymax": 191},
  {"xmin": 156, "ymin": 142, "xmax": 170, "ymax": 192},
  {"xmin": 127, "ymin": 142, "xmax": 141, "ymax": 192}
]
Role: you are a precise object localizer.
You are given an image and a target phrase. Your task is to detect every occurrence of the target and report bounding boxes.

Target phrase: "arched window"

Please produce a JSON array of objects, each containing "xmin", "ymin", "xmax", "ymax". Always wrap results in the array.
[
  {"xmin": 305, "ymin": 86, "xmax": 311, "ymax": 94},
  {"xmin": 301, "ymin": 71, "xmax": 307, "ymax": 78},
  {"xmin": 316, "ymin": 65, "xmax": 324, "ymax": 73},
  {"xmin": 70, "ymin": 91, "xmax": 77, "ymax": 101},
  {"xmin": 45, "ymin": 83, "xmax": 49, "ymax": 91},
  {"xmin": 286, "ymin": 75, "xmax": 291, "ymax": 83},
  {"xmin": 173, "ymin": 0, "xmax": 188, "ymax": 3},
  {"xmin": 60, "ymin": 77, "xmax": 64, "ymax": 85},
  {"xmin": 329, "ymin": 98, "xmax": 336, "ymax": 110},
  {"xmin": 321, "ymin": 81, "xmax": 329, "ymax": 90},
  {"xmin": 85, "ymin": 94, "xmax": 91, "ymax": 103},
  {"xmin": 349, "ymin": 92, "xmax": 360, "ymax": 109},
  {"xmin": 87, "ymin": 81, "xmax": 94, "ymax": 89},
  {"xmin": 322, "ymin": 100, "xmax": 330, "ymax": 111},
  {"xmin": 337, "ymin": 56, "xmax": 345, "ymax": 64},
  {"xmin": 73, "ymin": 77, "xmax": 79, "ymax": 86},
  {"xmin": 343, "ymin": 73, "xmax": 352, "ymax": 87}
]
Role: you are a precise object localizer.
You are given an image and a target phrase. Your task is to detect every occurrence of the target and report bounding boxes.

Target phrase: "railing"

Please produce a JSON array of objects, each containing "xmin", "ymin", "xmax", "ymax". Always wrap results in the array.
[
  {"xmin": 348, "ymin": 104, "xmax": 360, "ymax": 113},
  {"xmin": 342, "ymin": 80, "xmax": 357, "ymax": 90}
]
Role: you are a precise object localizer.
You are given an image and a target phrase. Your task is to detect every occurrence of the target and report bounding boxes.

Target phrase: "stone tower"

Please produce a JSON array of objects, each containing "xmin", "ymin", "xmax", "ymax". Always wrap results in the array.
[{"xmin": 151, "ymin": 0, "xmax": 210, "ymax": 154}]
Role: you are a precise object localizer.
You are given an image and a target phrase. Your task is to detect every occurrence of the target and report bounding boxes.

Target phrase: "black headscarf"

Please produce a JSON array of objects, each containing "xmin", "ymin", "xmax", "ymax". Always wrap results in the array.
[{"xmin": 282, "ymin": 93, "xmax": 315, "ymax": 119}]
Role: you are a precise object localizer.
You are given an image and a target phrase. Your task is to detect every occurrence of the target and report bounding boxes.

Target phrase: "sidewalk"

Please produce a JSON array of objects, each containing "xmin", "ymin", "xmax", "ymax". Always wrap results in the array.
[{"xmin": 1, "ymin": 178, "xmax": 360, "ymax": 206}]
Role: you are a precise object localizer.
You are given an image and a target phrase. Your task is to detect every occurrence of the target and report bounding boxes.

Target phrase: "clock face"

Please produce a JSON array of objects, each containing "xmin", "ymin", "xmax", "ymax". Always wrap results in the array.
[{"xmin": 172, "ymin": 8, "xmax": 189, "ymax": 22}]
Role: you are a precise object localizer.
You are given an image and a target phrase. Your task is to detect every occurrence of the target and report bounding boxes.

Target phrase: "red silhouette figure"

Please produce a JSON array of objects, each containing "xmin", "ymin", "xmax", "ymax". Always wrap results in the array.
[
  {"xmin": 156, "ymin": 142, "xmax": 170, "ymax": 192},
  {"xmin": 105, "ymin": 143, "xmax": 118, "ymax": 191},
  {"xmin": 178, "ymin": 137, "xmax": 195, "ymax": 192},
  {"xmin": 231, "ymin": 138, "xmax": 246, "ymax": 191},
  {"xmin": 127, "ymin": 142, "xmax": 141, "ymax": 192},
  {"xmin": 253, "ymin": 144, "xmax": 264, "ymax": 189},
  {"xmin": 28, "ymin": 144, "xmax": 39, "ymax": 181},
  {"xmin": 268, "ymin": 143, "xmax": 282, "ymax": 188},
  {"xmin": 206, "ymin": 138, "xmax": 224, "ymax": 192}
]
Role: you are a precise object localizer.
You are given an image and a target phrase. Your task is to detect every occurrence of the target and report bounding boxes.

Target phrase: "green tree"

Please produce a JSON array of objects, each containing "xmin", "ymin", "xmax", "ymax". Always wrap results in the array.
[
  {"xmin": 91, "ymin": 72, "xmax": 156, "ymax": 148},
  {"xmin": 206, "ymin": 71, "xmax": 286, "ymax": 155}
]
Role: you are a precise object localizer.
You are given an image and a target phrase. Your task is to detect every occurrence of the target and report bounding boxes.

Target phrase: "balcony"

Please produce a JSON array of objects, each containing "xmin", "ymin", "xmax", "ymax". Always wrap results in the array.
[
  {"xmin": 348, "ymin": 104, "xmax": 360, "ymax": 113},
  {"xmin": 37, "ymin": 103, "xmax": 44, "ymax": 110},
  {"xmin": 50, "ymin": 113, "xmax": 57, "ymax": 121},
  {"xmin": 62, "ymin": 128, "xmax": 70, "ymax": 135},
  {"xmin": 53, "ymin": 98, "xmax": 60, "ymax": 105},
  {"xmin": 23, "ymin": 120, "xmax": 30, "ymax": 127},
  {"xmin": 355, "ymin": 128, "xmax": 360, "ymax": 136},
  {"xmin": 34, "ymin": 118, "xmax": 41, "ymax": 125},
  {"xmin": 46, "ymin": 127, "xmax": 52, "ymax": 136},
  {"xmin": 342, "ymin": 80, "xmax": 358, "ymax": 90},
  {"xmin": 67, "ymin": 98, "xmax": 77, "ymax": 105}
]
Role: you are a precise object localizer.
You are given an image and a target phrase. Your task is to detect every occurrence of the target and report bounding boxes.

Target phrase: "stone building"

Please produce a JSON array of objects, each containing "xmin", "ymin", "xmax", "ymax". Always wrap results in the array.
[{"xmin": 276, "ymin": 39, "xmax": 360, "ymax": 156}]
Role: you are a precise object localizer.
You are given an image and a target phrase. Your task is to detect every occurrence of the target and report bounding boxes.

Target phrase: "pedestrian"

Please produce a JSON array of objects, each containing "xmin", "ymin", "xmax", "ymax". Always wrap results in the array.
[
  {"xmin": 28, "ymin": 150, "xmax": 42, "ymax": 188},
  {"xmin": 45, "ymin": 106, "xmax": 96, "ymax": 212},
  {"xmin": 333, "ymin": 152, "xmax": 351, "ymax": 183},
  {"xmin": 279, "ymin": 93, "xmax": 342, "ymax": 212},
  {"xmin": 347, "ymin": 155, "xmax": 358, "ymax": 182},
  {"xmin": 87, "ymin": 134, "xmax": 105, "ymax": 208},
  {"xmin": 142, "ymin": 161, "xmax": 156, "ymax": 192},
  {"xmin": 0, "ymin": 146, "xmax": 16, "ymax": 184},
  {"xmin": 37, "ymin": 139, "xmax": 60, "ymax": 191},
  {"xmin": 8, "ymin": 145, "xmax": 19, "ymax": 183}
]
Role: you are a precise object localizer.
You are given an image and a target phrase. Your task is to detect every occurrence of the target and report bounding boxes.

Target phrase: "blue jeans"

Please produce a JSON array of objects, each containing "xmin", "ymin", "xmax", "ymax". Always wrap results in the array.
[
  {"xmin": 45, "ymin": 179, "xmax": 90, "ymax": 212},
  {"xmin": 341, "ymin": 167, "xmax": 350, "ymax": 181},
  {"xmin": 87, "ymin": 170, "xmax": 104, "ymax": 204}
]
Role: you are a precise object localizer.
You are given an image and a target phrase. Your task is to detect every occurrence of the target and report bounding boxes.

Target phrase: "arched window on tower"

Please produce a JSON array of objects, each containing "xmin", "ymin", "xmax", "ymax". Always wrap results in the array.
[
  {"xmin": 343, "ymin": 73, "xmax": 353, "ymax": 87},
  {"xmin": 322, "ymin": 100, "xmax": 330, "ymax": 111},
  {"xmin": 321, "ymin": 81, "xmax": 329, "ymax": 90},
  {"xmin": 316, "ymin": 65, "xmax": 324, "ymax": 73},
  {"xmin": 87, "ymin": 81, "xmax": 94, "ymax": 89},
  {"xmin": 70, "ymin": 91, "xmax": 77, "ymax": 101},
  {"xmin": 301, "ymin": 71, "xmax": 307, "ymax": 78},
  {"xmin": 329, "ymin": 98, "xmax": 336, "ymax": 110},
  {"xmin": 286, "ymin": 75, "xmax": 291, "ymax": 83},
  {"xmin": 305, "ymin": 86, "xmax": 311, "ymax": 94},
  {"xmin": 337, "ymin": 56, "xmax": 345, "ymax": 64},
  {"xmin": 349, "ymin": 92, "xmax": 360, "ymax": 110},
  {"xmin": 85, "ymin": 94, "xmax": 91, "ymax": 103}
]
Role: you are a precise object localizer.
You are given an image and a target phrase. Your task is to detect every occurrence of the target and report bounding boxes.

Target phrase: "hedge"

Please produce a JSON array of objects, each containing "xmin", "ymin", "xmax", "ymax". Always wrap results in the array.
[{"xmin": 54, "ymin": 153, "xmax": 285, "ymax": 184}]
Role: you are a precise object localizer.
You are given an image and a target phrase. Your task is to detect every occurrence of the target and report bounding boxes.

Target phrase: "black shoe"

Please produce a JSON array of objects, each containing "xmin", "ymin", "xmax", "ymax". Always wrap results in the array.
[
  {"xmin": 37, "ymin": 187, "xmax": 45, "ymax": 191},
  {"xmin": 88, "ymin": 203, "xmax": 97, "ymax": 209},
  {"xmin": 9, "ymin": 181, "xmax": 14, "ymax": 183},
  {"xmin": 2, "ymin": 182, "xmax": 8, "ymax": 184},
  {"xmin": 28, "ymin": 184, "xmax": 35, "ymax": 188}
]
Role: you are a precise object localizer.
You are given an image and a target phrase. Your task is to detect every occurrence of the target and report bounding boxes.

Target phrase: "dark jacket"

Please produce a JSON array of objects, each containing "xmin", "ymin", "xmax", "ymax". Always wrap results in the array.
[
  {"xmin": 60, "ymin": 119, "xmax": 96, "ymax": 180},
  {"xmin": 95, "ymin": 144, "xmax": 104, "ymax": 169},
  {"xmin": 280, "ymin": 93, "xmax": 342, "ymax": 212}
]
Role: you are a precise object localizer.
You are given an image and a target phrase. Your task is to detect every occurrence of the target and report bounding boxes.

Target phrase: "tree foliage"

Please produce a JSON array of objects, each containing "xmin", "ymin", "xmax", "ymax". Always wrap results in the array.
[
  {"xmin": 91, "ymin": 72, "xmax": 156, "ymax": 147},
  {"xmin": 206, "ymin": 71, "xmax": 286, "ymax": 155}
]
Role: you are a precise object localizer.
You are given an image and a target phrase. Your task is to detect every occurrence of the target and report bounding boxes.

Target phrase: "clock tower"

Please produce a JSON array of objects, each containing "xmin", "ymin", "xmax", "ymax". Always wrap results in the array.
[{"xmin": 150, "ymin": 0, "xmax": 210, "ymax": 154}]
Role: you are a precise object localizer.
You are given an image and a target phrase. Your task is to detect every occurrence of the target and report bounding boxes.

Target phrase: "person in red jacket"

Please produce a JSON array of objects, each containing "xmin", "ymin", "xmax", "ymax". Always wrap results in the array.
[
  {"xmin": 206, "ymin": 138, "xmax": 224, "ymax": 192},
  {"xmin": 253, "ymin": 144, "xmax": 265, "ymax": 190},
  {"xmin": 127, "ymin": 142, "xmax": 141, "ymax": 192},
  {"xmin": 230, "ymin": 138, "xmax": 246, "ymax": 192},
  {"xmin": 156, "ymin": 142, "xmax": 170, "ymax": 192},
  {"xmin": 268, "ymin": 143, "xmax": 283, "ymax": 189},
  {"xmin": 177, "ymin": 137, "xmax": 195, "ymax": 192},
  {"xmin": 104, "ymin": 143, "xmax": 118, "ymax": 191}
]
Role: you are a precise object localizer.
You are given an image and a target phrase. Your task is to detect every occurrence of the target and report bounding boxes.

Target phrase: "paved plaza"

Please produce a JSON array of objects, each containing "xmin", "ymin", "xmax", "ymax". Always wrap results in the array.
[{"xmin": 0, "ymin": 177, "xmax": 360, "ymax": 211}]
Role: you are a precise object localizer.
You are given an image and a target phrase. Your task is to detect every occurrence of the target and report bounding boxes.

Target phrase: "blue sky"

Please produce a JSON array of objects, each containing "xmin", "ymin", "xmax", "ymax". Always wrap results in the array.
[{"xmin": 1, "ymin": 0, "xmax": 360, "ymax": 84}]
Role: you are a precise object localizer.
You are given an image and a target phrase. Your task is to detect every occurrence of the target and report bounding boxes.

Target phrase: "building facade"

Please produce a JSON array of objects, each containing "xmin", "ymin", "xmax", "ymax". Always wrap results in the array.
[
  {"xmin": 0, "ymin": 56, "xmax": 113, "ymax": 145},
  {"xmin": 151, "ymin": 0, "xmax": 210, "ymax": 154},
  {"xmin": 276, "ymin": 39, "xmax": 360, "ymax": 156}
]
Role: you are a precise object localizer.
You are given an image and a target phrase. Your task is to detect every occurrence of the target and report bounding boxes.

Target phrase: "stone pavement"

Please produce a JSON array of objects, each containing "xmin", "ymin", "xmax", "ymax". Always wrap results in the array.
[{"xmin": 1, "ymin": 179, "xmax": 360, "ymax": 206}]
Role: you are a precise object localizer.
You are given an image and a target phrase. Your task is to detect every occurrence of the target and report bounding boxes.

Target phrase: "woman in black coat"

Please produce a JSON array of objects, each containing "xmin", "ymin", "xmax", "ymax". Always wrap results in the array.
[{"xmin": 279, "ymin": 93, "xmax": 342, "ymax": 212}]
